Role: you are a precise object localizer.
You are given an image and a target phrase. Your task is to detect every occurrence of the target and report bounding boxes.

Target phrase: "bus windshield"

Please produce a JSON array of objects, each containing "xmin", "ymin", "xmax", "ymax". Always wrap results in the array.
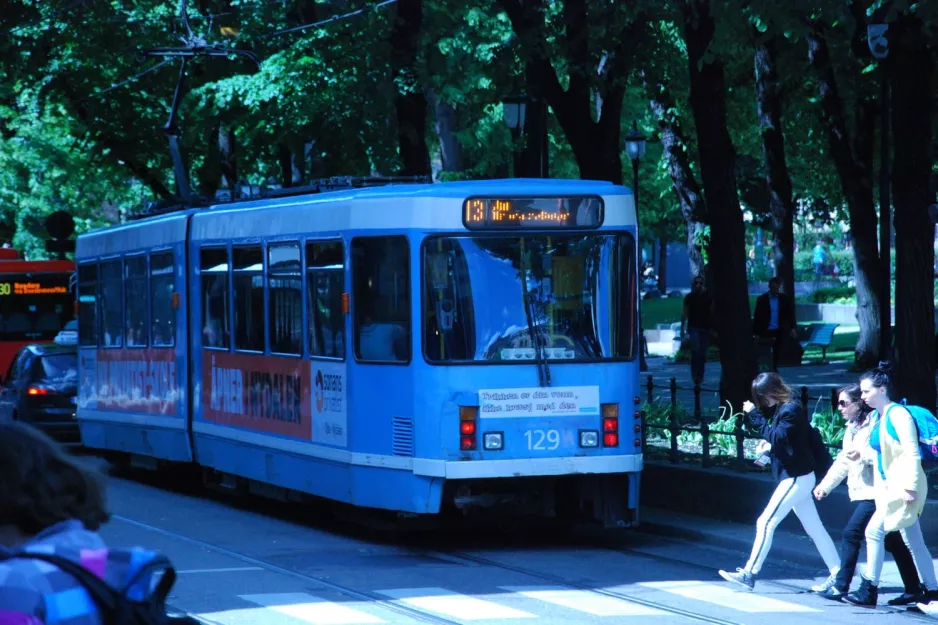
[
  {"xmin": 0, "ymin": 272, "xmax": 74, "ymax": 341},
  {"xmin": 422, "ymin": 234, "xmax": 637, "ymax": 363}
]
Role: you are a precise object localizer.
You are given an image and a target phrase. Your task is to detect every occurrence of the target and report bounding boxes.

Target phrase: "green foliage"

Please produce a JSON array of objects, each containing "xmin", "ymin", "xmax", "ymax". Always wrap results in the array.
[{"xmin": 805, "ymin": 286, "xmax": 856, "ymax": 304}]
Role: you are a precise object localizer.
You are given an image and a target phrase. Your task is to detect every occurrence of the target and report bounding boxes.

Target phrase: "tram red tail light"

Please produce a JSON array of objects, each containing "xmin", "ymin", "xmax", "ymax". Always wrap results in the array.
[
  {"xmin": 459, "ymin": 406, "xmax": 478, "ymax": 451},
  {"xmin": 601, "ymin": 405, "xmax": 619, "ymax": 447}
]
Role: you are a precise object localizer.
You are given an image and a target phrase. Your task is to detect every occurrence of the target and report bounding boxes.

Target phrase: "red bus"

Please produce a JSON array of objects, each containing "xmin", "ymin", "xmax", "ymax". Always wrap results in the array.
[{"xmin": 0, "ymin": 248, "xmax": 76, "ymax": 375}]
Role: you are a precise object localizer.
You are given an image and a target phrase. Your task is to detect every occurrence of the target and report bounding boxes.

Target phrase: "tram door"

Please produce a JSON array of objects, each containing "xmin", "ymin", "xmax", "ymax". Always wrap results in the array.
[{"xmin": 347, "ymin": 236, "xmax": 415, "ymax": 464}]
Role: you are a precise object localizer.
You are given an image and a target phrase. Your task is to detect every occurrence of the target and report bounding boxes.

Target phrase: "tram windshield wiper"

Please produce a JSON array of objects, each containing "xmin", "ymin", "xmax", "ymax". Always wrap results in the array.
[{"xmin": 518, "ymin": 238, "xmax": 551, "ymax": 387}]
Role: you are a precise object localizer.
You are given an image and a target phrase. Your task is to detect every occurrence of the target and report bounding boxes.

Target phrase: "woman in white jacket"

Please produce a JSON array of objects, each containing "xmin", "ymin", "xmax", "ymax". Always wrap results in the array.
[{"xmin": 811, "ymin": 384, "xmax": 923, "ymax": 603}]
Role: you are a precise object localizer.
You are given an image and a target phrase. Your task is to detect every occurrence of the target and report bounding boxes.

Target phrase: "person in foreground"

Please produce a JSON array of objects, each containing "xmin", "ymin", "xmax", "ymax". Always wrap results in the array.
[
  {"xmin": 0, "ymin": 422, "xmax": 174, "ymax": 624},
  {"xmin": 811, "ymin": 384, "xmax": 924, "ymax": 603},
  {"xmin": 844, "ymin": 364, "xmax": 938, "ymax": 607},
  {"xmin": 718, "ymin": 372, "xmax": 840, "ymax": 591}
]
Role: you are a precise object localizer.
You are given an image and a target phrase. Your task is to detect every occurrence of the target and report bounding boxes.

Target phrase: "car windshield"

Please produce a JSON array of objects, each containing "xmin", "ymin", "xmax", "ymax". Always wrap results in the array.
[
  {"xmin": 422, "ymin": 234, "xmax": 636, "ymax": 363},
  {"xmin": 39, "ymin": 353, "xmax": 78, "ymax": 382}
]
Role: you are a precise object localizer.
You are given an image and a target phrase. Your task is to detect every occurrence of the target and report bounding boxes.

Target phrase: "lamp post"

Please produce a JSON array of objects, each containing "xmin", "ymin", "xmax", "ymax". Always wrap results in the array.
[
  {"xmin": 625, "ymin": 121, "xmax": 648, "ymax": 372},
  {"xmin": 502, "ymin": 97, "xmax": 528, "ymax": 177},
  {"xmin": 868, "ymin": 23, "xmax": 891, "ymax": 360}
]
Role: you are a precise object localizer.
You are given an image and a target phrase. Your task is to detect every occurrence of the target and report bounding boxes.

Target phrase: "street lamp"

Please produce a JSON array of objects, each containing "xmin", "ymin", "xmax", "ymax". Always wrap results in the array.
[
  {"xmin": 625, "ymin": 121, "xmax": 649, "ymax": 372},
  {"xmin": 501, "ymin": 97, "xmax": 528, "ymax": 131}
]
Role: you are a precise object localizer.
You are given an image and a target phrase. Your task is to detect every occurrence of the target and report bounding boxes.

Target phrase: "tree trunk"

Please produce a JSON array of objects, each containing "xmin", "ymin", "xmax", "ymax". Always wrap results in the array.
[
  {"xmin": 644, "ymin": 74, "xmax": 708, "ymax": 280},
  {"xmin": 889, "ymin": 14, "xmax": 935, "ymax": 408},
  {"xmin": 806, "ymin": 22, "xmax": 882, "ymax": 367},
  {"xmin": 499, "ymin": 0, "xmax": 645, "ymax": 184},
  {"xmin": 754, "ymin": 35, "xmax": 796, "ymax": 306},
  {"xmin": 427, "ymin": 89, "xmax": 464, "ymax": 173},
  {"xmin": 682, "ymin": 0, "xmax": 754, "ymax": 403},
  {"xmin": 390, "ymin": 0, "xmax": 431, "ymax": 176},
  {"xmin": 219, "ymin": 124, "xmax": 237, "ymax": 191}
]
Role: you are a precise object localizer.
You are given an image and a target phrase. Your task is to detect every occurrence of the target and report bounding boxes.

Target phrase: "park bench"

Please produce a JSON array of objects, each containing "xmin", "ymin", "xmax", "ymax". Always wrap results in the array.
[{"xmin": 800, "ymin": 322, "xmax": 840, "ymax": 362}]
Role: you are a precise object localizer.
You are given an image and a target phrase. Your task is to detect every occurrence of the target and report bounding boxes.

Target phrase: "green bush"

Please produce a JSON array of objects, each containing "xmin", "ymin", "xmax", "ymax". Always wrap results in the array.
[{"xmin": 806, "ymin": 286, "xmax": 856, "ymax": 304}]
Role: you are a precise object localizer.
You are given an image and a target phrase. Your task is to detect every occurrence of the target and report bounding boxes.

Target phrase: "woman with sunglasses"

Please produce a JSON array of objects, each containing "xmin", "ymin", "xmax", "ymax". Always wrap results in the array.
[
  {"xmin": 811, "ymin": 384, "xmax": 923, "ymax": 603},
  {"xmin": 718, "ymin": 372, "xmax": 840, "ymax": 591},
  {"xmin": 845, "ymin": 362, "xmax": 938, "ymax": 607}
]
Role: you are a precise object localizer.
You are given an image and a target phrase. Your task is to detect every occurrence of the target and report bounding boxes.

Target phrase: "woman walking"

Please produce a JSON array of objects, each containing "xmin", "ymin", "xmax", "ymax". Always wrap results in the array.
[
  {"xmin": 718, "ymin": 372, "xmax": 840, "ymax": 591},
  {"xmin": 845, "ymin": 363, "xmax": 938, "ymax": 607},
  {"xmin": 811, "ymin": 384, "xmax": 924, "ymax": 603}
]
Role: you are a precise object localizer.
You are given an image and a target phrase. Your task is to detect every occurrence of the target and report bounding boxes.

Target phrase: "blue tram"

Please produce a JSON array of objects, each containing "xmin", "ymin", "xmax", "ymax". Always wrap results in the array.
[{"xmin": 75, "ymin": 178, "xmax": 643, "ymax": 527}]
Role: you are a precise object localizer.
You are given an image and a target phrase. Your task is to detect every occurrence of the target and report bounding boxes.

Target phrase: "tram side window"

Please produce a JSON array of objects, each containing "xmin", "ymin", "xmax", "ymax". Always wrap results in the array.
[
  {"xmin": 77, "ymin": 263, "xmax": 97, "ymax": 347},
  {"xmin": 351, "ymin": 237, "xmax": 410, "ymax": 362},
  {"xmin": 268, "ymin": 243, "xmax": 302, "ymax": 355},
  {"xmin": 150, "ymin": 251, "xmax": 175, "ymax": 347},
  {"xmin": 124, "ymin": 256, "xmax": 148, "ymax": 347},
  {"xmin": 306, "ymin": 241, "xmax": 344, "ymax": 359},
  {"xmin": 98, "ymin": 260, "xmax": 123, "ymax": 347},
  {"xmin": 233, "ymin": 246, "xmax": 264, "ymax": 352},
  {"xmin": 201, "ymin": 247, "xmax": 230, "ymax": 350}
]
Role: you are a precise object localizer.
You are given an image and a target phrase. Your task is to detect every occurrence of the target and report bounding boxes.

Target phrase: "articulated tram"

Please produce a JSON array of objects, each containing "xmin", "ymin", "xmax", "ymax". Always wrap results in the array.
[{"xmin": 75, "ymin": 178, "xmax": 642, "ymax": 527}]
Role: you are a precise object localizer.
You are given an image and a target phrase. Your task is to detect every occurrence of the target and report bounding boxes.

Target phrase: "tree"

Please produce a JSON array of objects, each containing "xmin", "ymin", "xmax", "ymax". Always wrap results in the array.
[
  {"xmin": 680, "ymin": 0, "xmax": 755, "ymax": 402},
  {"xmin": 889, "ymin": 11, "xmax": 935, "ymax": 409}
]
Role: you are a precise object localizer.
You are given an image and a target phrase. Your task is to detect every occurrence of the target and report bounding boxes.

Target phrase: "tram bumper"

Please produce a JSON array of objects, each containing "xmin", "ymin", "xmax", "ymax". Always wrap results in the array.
[{"xmin": 416, "ymin": 454, "xmax": 642, "ymax": 528}]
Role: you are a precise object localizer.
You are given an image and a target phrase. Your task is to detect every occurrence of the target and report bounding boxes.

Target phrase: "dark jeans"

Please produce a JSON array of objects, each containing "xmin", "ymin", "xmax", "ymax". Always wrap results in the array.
[
  {"xmin": 759, "ymin": 330, "xmax": 784, "ymax": 372},
  {"xmin": 688, "ymin": 328, "xmax": 710, "ymax": 382},
  {"xmin": 835, "ymin": 499, "xmax": 920, "ymax": 592}
]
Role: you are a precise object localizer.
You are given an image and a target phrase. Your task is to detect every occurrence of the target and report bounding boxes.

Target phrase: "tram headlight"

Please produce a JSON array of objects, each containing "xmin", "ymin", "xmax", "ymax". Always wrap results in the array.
[
  {"xmin": 483, "ymin": 432, "xmax": 504, "ymax": 450},
  {"xmin": 579, "ymin": 430, "xmax": 599, "ymax": 448}
]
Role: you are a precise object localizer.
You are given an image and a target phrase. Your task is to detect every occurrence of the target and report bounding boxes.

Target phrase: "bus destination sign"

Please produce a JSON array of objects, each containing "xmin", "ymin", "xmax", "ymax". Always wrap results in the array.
[
  {"xmin": 0, "ymin": 281, "xmax": 69, "ymax": 296},
  {"xmin": 463, "ymin": 197, "xmax": 603, "ymax": 230}
]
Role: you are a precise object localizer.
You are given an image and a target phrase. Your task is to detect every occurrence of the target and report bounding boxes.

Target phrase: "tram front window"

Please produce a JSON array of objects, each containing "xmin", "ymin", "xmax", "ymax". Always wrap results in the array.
[{"xmin": 422, "ymin": 234, "xmax": 637, "ymax": 363}]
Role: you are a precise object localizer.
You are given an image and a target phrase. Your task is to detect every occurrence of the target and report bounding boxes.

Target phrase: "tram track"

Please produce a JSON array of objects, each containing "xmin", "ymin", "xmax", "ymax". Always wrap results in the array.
[{"xmin": 112, "ymin": 512, "xmax": 742, "ymax": 625}]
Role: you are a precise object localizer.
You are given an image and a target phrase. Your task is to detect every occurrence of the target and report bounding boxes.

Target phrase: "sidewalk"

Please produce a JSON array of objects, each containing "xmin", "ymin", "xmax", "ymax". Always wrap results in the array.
[
  {"xmin": 644, "ymin": 356, "xmax": 859, "ymax": 416},
  {"xmin": 639, "ymin": 505, "xmax": 917, "ymax": 594}
]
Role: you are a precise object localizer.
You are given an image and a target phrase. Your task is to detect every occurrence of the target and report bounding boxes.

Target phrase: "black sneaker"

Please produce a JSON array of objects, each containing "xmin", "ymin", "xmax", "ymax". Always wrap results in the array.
[
  {"xmin": 719, "ymin": 568, "xmax": 755, "ymax": 591},
  {"xmin": 887, "ymin": 585, "xmax": 925, "ymax": 606},
  {"xmin": 845, "ymin": 577, "xmax": 878, "ymax": 607},
  {"xmin": 816, "ymin": 586, "xmax": 847, "ymax": 601}
]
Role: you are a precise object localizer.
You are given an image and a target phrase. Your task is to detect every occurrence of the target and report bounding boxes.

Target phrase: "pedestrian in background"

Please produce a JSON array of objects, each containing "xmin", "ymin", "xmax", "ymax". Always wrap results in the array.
[
  {"xmin": 680, "ymin": 275, "xmax": 714, "ymax": 385},
  {"xmin": 845, "ymin": 363, "xmax": 938, "ymax": 607},
  {"xmin": 718, "ymin": 372, "xmax": 840, "ymax": 591},
  {"xmin": 752, "ymin": 278, "xmax": 797, "ymax": 372},
  {"xmin": 811, "ymin": 384, "xmax": 923, "ymax": 603}
]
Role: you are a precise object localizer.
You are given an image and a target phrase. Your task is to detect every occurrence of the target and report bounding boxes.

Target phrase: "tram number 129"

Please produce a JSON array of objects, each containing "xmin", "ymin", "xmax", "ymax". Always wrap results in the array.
[{"xmin": 525, "ymin": 429, "xmax": 560, "ymax": 451}]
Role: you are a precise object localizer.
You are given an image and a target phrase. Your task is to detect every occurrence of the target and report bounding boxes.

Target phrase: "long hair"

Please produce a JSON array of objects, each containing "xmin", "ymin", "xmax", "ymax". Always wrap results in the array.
[
  {"xmin": 751, "ymin": 372, "xmax": 794, "ymax": 412},
  {"xmin": 860, "ymin": 360, "xmax": 895, "ymax": 398},
  {"xmin": 0, "ymin": 422, "xmax": 110, "ymax": 535},
  {"xmin": 839, "ymin": 383, "xmax": 873, "ymax": 425}
]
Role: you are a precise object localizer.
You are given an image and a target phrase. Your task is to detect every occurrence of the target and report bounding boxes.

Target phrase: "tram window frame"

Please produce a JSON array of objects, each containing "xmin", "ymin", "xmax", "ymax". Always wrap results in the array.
[
  {"xmin": 232, "ymin": 245, "xmax": 265, "ymax": 353},
  {"xmin": 267, "ymin": 242, "xmax": 302, "ymax": 356},
  {"xmin": 97, "ymin": 259, "xmax": 123, "ymax": 348},
  {"xmin": 200, "ymin": 247, "xmax": 231, "ymax": 351},
  {"xmin": 350, "ymin": 236, "xmax": 411, "ymax": 364},
  {"xmin": 418, "ymin": 231, "xmax": 638, "ymax": 365},
  {"xmin": 77, "ymin": 263, "xmax": 98, "ymax": 347},
  {"xmin": 149, "ymin": 250, "xmax": 176, "ymax": 348},
  {"xmin": 124, "ymin": 255, "xmax": 148, "ymax": 348},
  {"xmin": 306, "ymin": 240, "xmax": 345, "ymax": 361}
]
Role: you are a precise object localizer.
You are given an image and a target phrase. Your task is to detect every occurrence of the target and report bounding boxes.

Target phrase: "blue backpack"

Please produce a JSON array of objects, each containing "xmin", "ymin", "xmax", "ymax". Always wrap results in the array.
[{"xmin": 881, "ymin": 401, "xmax": 938, "ymax": 474}]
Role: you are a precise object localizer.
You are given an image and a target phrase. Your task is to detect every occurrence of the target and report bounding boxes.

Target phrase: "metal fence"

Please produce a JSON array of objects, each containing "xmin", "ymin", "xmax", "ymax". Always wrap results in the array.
[{"xmin": 640, "ymin": 375, "xmax": 842, "ymax": 471}]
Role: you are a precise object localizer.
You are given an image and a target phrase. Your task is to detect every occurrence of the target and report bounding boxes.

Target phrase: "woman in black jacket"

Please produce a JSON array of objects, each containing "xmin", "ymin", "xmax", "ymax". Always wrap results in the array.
[{"xmin": 718, "ymin": 372, "xmax": 840, "ymax": 591}]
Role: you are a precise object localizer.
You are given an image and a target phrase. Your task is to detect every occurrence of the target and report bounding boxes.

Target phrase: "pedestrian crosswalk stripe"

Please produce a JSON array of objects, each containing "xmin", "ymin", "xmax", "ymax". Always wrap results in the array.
[
  {"xmin": 639, "ymin": 581, "xmax": 820, "ymax": 613},
  {"xmin": 499, "ymin": 586, "xmax": 667, "ymax": 616},
  {"xmin": 239, "ymin": 593, "xmax": 385, "ymax": 624},
  {"xmin": 376, "ymin": 587, "xmax": 536, "ymax": 620}
]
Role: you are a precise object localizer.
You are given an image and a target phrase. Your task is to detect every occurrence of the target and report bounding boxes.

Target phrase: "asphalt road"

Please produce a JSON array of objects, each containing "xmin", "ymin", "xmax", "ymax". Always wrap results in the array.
[{"xmin": 94, "ymin": 471, "xmax": 934, "ymax": 625}]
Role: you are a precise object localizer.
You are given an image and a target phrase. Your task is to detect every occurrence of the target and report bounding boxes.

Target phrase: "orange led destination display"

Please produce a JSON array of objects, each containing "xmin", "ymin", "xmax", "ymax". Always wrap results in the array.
[
  {"xmin": 463, "ymin": 197, "xmax": 603, "ymax": 229},
  {"xmin": 0, "ymin": 281, "xmax": 69, "ymax": 296}
]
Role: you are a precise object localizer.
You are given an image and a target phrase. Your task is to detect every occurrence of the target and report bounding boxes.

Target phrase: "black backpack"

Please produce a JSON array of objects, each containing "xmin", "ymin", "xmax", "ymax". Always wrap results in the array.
[{"xmin": 10, "ymin": 552, "xmax": 199, "ymax": 625}]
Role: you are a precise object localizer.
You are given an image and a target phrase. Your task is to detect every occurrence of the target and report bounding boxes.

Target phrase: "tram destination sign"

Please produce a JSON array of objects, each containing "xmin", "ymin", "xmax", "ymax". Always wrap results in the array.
[
  {"xmin": 463, "ymin": 197, "xmax": 603, "ymax": 229},
  {"xmin": 0, "ymin": 280, "xmax": 68, "ymax": 296}
]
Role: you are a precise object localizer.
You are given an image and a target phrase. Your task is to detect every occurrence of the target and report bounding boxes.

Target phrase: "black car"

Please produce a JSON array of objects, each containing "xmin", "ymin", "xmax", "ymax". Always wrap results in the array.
[{"xmin": 0, "ymin": 342, "xmax": 79, "ymax": 443}]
